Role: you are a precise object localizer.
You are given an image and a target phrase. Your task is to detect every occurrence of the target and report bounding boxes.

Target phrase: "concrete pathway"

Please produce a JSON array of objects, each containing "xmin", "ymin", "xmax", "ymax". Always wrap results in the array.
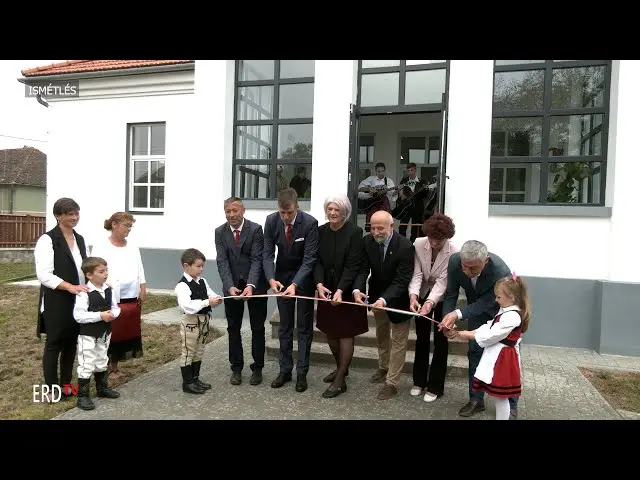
[{"xmin": 51, "ymin": 306, "xmax": 640, "ymax": 421}]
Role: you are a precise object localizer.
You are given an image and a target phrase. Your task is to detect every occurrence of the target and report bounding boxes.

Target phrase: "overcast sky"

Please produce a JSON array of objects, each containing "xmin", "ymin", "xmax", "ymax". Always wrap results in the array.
[{"xmin": 0, "ymin": 60, "xmax": 63, "ymax": 153}]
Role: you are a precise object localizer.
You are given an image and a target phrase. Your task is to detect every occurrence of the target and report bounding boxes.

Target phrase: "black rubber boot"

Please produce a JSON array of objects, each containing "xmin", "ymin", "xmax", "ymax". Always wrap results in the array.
[
  {"xmin": 181, "ymin": 366, "xmax": 205, "ymax": 394},
  {"xmin": 95, "ymin": 371, "xmax": 120, "ymax": 399},
  {"xmin": 192, "ymin": 361, "xmax": 211, "ymax": 389},
  {"xmin": 76, "ymin": 378, "xmax": 95, "ymax": 411}
]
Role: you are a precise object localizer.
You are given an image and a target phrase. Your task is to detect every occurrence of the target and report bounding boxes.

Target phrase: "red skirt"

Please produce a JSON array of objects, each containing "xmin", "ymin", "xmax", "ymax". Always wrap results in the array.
[
  {"xmin": 472, "ymin": 347, "xmax": 521, "ymax": 398},
  {"xmin": 316, "ymin": 300, "xmax": 368, "ymax": 339},
  {"xmin": 108, "ymin": 300, "xmax": 143, "ymax": 361}
]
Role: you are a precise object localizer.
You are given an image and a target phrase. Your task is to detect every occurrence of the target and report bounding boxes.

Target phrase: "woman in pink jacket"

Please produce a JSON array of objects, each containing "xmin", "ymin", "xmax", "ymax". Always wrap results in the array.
[{"xmin": 408, "ymin": 212, "xmax": 458, "ymax": 402}]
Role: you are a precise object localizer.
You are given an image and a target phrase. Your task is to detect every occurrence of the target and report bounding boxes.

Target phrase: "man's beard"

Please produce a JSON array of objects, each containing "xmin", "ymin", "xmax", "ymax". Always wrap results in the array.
[{"xmin": 373, "ymin": 234, "xmax": 388, "ymax": 244}]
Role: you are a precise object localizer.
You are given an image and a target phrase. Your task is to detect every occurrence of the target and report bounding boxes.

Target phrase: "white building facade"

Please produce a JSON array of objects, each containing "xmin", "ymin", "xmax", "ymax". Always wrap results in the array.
[{"xmin": 21, "ymin": 60, "xmax": 640, "ymax": 356}]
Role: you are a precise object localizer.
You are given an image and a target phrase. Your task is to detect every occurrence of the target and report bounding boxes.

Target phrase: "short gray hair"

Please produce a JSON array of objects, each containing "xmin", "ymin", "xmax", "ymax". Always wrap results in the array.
[
  {"xmin": 324, "ymin": 193, "xmax": 352, "ymax": 220},
  {"xmin": 460, "ymin": 240, "xmax": 488, "ymax": 262}
]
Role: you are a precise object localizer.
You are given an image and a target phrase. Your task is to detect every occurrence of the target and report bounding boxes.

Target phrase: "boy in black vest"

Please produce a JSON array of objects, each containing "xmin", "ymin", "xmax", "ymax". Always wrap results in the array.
[
  {"xmin": 174, "ymin": 248, "xmax": 223, "ymax": 394},
  {"xmin": 73, "ymin": 256, "xmax": 122, "ymax": 410}
]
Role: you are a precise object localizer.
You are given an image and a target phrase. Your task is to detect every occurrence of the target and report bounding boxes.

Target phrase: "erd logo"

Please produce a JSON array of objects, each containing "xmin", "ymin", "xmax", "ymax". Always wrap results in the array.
[{"xmin": 33, "ymin": 384, "xmax": 79, "ymax": 403}]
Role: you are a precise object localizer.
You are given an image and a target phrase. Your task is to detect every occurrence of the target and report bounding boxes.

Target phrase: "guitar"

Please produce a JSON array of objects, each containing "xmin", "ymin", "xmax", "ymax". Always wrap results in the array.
[
  {"xmin": 393, "ymin": 180, "xmax": 437, "ymax": 220},
  {"xmin": 358, "ymin": 176, "xmax": 427, "ymax": 212}
]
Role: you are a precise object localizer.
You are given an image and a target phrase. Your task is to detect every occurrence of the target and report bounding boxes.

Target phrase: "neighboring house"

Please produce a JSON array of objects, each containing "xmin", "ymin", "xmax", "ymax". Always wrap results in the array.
[
  {"xmin": 18, "ymin": 60, "xmax": 640, "ymax": 357},
  {"xmin": 0, "ymin": 146, "xmax": 46, "ymax": 214}
]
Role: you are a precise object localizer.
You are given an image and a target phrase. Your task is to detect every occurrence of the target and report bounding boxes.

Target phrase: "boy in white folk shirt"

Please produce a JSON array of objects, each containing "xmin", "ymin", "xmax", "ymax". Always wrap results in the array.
[
  {"xmin": 73, "ymin": 256, "xmax": 122, "ymax": 411},
  {"xmin": 175, "ymin": 248, "xmax": 223, "ymax": 394}
]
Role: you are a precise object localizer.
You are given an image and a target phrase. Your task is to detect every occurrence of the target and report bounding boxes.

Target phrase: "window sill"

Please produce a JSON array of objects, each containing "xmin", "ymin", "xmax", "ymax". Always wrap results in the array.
[
  {"xmin": 239, "ymin": 199, "xmax": 311, "ymax": 210},
  {"xmin": 488, "ymin": 205, "xmax": 611, "ymax": 218},
  {"xmin": 127, "ymin": 210, "xmax": 164, "ymax": 216}
]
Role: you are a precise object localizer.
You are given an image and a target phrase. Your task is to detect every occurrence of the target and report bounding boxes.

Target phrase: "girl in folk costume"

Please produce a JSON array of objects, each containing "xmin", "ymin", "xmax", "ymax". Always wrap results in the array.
[{"xmin": 445, "ymin": 273, "xmax": 530, "ymax": 420}]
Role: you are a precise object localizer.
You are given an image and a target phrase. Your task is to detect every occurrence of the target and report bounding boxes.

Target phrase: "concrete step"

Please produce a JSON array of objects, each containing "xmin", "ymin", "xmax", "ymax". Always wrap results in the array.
[
  {"xmin": 269, "ymin": 322, "xmax": 469, "ymax": 356},
  {"xmin": 266, "ymin": 339, "xmax": 468, "ymax": 378}
]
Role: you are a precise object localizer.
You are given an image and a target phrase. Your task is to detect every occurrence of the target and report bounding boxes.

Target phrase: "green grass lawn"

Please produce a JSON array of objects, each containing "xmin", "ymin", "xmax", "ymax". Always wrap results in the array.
[{"xmin": 0, "ymin": 262, "xmax": 36, "ymax": 283}]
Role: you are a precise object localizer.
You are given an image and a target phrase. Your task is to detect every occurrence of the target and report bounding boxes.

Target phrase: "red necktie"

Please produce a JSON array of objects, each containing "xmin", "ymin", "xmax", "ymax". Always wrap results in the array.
[
  {"xmin": 234, "ymin": 229, "xmax": 240, "ymax": 246},
  {"xmin": 285, "ymin": 224, "xmax": 292, "ymax": 245}
]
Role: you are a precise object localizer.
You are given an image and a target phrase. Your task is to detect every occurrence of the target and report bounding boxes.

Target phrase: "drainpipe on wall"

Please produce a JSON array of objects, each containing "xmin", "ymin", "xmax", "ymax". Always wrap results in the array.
[
  {"xmin": 9, "ymin": 182, "xmax": 15, "ymax": 213},
  {"xmin": 16, "ymin": 77, "xmax": 49, "ymax": 108},
  {"xmin": 35, "ymin": 93, "xmax": 49, "ymax": 108}
]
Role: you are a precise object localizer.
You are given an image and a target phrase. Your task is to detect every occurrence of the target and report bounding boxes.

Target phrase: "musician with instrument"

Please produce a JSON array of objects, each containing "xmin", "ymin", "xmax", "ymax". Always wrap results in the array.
[
  {"xmin": 394, "ymin": 163, "xmax": 429, "ymax": 242},
  {"xmin": 357, "ymin": 162, "xmax": 398, "ymax": 232}
]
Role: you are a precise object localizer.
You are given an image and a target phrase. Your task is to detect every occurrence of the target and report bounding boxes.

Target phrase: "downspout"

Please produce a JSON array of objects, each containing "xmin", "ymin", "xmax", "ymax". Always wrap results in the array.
[
  {"xmin": 36, "ymin": 94, "xmax": 49, "ymax": 108},
  {"xmin": 16, "ymin": 77, "xmax": 49, "ymax": 108},
  {"xmin": 9, "ymin": 182, "xmax": 15, "ymax": 213}
]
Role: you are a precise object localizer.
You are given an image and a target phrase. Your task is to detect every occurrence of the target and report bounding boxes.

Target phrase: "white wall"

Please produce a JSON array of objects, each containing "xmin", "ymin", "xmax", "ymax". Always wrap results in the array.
[
  {"xmin": 42, "ymin": 60, "xmax": 639, "ymax": 283},
  {"xmin": 44, "ymin": 69, "xmax": 224, "ymax": 260},
  {"xmin": 607, "ymin": 60, "xmax": 640, "ymax": 283},
  {"xmin": 309, "ymin": 60, "xmax": 357, "ymax": 222}
]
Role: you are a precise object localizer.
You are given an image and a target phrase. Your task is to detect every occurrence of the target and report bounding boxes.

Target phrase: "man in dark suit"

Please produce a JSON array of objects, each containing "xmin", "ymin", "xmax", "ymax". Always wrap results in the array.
[
  {"xmin": 215, "ymin": 197, "xmax": 269, "ymax": 386},
  {"xmin": 395, "ymin": 162, "xmax": 428, "ymax": 242},
  {"xmin": 353, "ymin": 210, "xmax": 415, "ymax": 400},
  {"xmin": 263, "ymin": 188, "xmax": 319, "ymax": 392},
  {"xmin": 439, "ymin": 240, "xmax": 519, "ymax": 418}
]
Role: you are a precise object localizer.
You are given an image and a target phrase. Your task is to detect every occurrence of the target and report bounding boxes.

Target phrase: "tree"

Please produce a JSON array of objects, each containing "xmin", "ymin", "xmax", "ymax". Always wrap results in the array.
[{"xmin": 280, "ymin": 142, "xmax": 312, "ymax": 159}]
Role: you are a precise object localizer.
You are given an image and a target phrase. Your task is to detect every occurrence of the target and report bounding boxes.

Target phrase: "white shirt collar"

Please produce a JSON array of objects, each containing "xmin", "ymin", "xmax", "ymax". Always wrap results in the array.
[
  {"xmin": 499, "ymin": 305, "xmax": 521, "ymax": 314},
  {"xmin": 229, "ymin": 218, "xmax": 245, "ymax": 233},
  {"xmin": 183, "ymin": 273, "xmax": 201, "ymax": 283},
  {"xmin": 285, "ymin": 212, "xmax": 298, "ymax": 227},
  {"xmin": 87, "ymin": 281, "xmax": 109, "ymax": 293}
]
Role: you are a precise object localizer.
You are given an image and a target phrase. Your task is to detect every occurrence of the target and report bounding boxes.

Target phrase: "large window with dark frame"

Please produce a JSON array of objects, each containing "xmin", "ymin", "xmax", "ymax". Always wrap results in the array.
[
  {"xmin": 490, "ymin": 60, "xmax": 611, "ymax": 206},
  {"xmin": 232, "ymin": 60, "xmax": 315, "ymax": 200},
  {"xmin": 358, "ymin": 60, "xmax": 448, "ymax": 113}
]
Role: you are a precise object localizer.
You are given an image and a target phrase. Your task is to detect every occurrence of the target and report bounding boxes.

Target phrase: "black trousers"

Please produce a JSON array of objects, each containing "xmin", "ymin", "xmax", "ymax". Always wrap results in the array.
[
  {"xmin": 43, "ymin": 334, "xmax": 77, "ymax": 388},
  {"xmin": 398, "ymin": 209, "xmax": 423, "ymax": 242},
  {"xmin": 412, "ymin": 300, "xmax": 447, "ymax": 396},
  {"xmin": 275, "ymin": 273, "xmax": 314, "ymax": 376},
  {"xmin": 224, "ymin": 296, "xmax": 268, "ymax": 373}
]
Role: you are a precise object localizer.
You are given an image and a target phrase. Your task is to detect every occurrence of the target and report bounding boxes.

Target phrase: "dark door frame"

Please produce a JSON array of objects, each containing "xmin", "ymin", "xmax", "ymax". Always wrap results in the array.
[{"xmin": 348, "ymin": 60, "xmax": 451, "ymax": 224}]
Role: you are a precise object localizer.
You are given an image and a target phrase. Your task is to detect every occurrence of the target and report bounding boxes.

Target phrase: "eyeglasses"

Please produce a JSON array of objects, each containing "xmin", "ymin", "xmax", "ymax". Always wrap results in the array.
[{"xmin": 121, "ymin": 224, "xmax": 133, "ymax": 229}]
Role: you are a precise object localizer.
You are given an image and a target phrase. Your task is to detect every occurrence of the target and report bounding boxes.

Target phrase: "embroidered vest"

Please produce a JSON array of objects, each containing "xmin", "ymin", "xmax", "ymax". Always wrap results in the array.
[
  {"xmin": 179, "ymin": 277, "xmax": 212, "ymax": 315},
  {"xmin": 80, "ymin": 287, "xmax": 113, "ymax": 338},
  {"xmin": 490, "ymin": 310, "xmax": 522, "ymax": 347}
]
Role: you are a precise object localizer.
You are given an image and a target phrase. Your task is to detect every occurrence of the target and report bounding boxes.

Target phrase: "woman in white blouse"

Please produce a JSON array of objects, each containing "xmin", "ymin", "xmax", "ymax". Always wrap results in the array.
[
  {"xmin": 34, "ymin": 197, "xmax": 89, "ymax": 401},
  {"xmin": 408, "ymin": 212, "xmax": 458, "ymax": 403},
  {"xmin": 91, "ymin": 212, "xmax": 147, "ymax": 379}
]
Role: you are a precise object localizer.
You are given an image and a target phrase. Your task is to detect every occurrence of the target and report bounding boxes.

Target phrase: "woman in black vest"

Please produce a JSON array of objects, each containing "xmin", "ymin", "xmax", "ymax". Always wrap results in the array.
[{"xmin": 34, "ymin": 197, "xmax": 89, "ymax": 400}]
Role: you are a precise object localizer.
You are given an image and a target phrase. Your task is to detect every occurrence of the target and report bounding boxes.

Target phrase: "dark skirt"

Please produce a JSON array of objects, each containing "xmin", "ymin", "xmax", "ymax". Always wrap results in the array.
[
  {"xmin": 108, "ymin": 299, "xmax": 143, "ymax": 361},
  {"xmin": 316, "ymin": 299, "xmax": 369, "ymax": 339}
]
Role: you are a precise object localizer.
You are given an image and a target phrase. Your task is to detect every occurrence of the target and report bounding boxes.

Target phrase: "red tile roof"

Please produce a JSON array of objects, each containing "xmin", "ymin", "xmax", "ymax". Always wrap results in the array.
[{"xmin": 22, "ymin": 60, "xmax": 194, "ymax": 77}]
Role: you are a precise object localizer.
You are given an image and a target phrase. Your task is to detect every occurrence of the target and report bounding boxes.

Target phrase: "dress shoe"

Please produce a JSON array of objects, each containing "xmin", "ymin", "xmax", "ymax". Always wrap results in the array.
[
  {"xmin": 323, "ymin": 369, "xmax": 349, "ymax": 383},
  {"xmin": 295, "ymin": 374, "xmax": 308, "ymax": 392},
  {"xmin": 230, "ymin": 371, "xmax": 242, "ymax": 385},
  {"xmin": 250, "ymin": 370, "xmax": 263, "ymax": 386},
  {"xmin": 458, "ymin": 400, "xmax": 486, "ymax": 417},
  {"xmin": 377, "ymin": 383, "xmax": 398, "ymax": 400},
  {"xmin": 271, "ymin": 372, "xmax": 292, "ymax": 388},
  {"xmin": 370, "ymin": 368, "xmax": 388, "ymax": 384},
  {"xmin": 322, "ymin": 382, "xmax": 347, "ymax": 398}
]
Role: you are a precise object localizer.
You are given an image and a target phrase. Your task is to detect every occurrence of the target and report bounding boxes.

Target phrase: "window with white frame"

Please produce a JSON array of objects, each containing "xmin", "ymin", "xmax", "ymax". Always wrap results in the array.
[{"xmin": 127, "ymin": 123, "xmax": 166, "ymax": 212}]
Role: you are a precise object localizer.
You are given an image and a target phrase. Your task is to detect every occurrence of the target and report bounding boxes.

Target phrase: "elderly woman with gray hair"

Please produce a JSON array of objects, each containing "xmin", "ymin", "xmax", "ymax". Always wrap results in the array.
[{"xmin": 314, "ymin": 193, "xmax": 368, "ymax": 398}]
